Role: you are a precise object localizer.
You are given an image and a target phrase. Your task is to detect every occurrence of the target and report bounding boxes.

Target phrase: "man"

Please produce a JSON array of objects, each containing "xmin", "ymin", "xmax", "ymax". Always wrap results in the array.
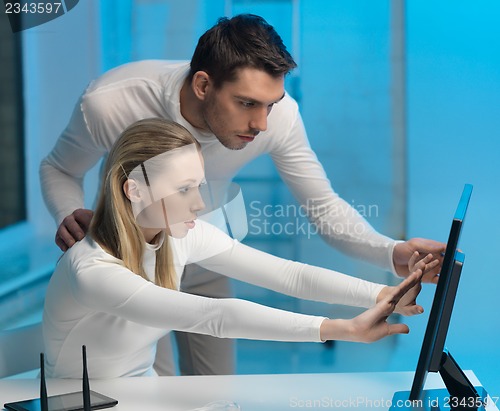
[{"xmin": 40, "ymin": 14, "xmax": 445, "ymax": 376}]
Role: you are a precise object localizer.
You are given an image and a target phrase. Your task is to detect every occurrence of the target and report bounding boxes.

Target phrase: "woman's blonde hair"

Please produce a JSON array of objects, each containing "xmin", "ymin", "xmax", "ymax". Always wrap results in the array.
[{"xmin": 90, "ymin": 118, "xmax": 200, "ymax": 290}]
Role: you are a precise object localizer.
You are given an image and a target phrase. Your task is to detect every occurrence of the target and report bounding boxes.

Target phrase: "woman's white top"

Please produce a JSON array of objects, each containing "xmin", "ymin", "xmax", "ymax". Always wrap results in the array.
[{"xmin": 43, "ymin": 220, "xmax": 385, "ymax": 379}]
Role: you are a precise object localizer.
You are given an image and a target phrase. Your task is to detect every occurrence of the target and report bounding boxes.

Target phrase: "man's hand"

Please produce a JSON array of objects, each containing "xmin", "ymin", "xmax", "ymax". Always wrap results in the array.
[
  {"xmin": 55, "ymin": 209, "xmax": 94, "ymax": 251},
  {"xmin": 320, "ymin": 268, "xmax": 424, "ymax": 343},
  {"xmin": 393, "ymin": 238, "xmax": 446, "ymax": 283}
]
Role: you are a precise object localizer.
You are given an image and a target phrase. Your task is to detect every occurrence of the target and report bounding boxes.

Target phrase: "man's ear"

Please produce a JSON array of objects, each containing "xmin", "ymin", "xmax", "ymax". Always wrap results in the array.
[
  {"xmin": 123, "ymin": 179, "xmax": 141, "ymax": 203},
  {"xmin": 192, "ymin": 71, "xmax": 211, "ymax": 100}
]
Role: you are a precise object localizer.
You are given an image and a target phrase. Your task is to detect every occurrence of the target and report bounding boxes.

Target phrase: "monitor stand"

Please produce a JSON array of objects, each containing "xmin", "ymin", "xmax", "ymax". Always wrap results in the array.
[
  {"xmin": 391, "ymin": 350, "xmax": 488, "ymax": 410},
  {"xmin": 439, "ymin": 350, "xmax": 484, "ymax": 408}
]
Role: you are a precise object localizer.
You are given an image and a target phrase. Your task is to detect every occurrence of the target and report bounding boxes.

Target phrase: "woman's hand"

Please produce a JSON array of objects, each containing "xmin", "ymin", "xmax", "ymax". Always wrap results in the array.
[
  {"xmin": 377, "ymin": 252, "xmax": 438, "ymax": 316},
  {"xmin": 319, "ymin": 269, "xmax": 424, "ymax": 343},
  {"xmin": 408, "ymin": 251, "xmax": 440, "ymax": 274}
]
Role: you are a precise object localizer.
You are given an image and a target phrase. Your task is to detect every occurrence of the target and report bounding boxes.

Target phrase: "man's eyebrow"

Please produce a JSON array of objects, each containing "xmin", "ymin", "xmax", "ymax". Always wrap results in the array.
[{"xmin": 235, "ymin": 92, "xmax": 286, "ymax": 105}]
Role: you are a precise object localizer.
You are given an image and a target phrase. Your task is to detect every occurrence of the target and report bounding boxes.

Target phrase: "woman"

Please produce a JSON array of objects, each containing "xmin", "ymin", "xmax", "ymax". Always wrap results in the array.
[{"xmin": 43, "ymin": 118, "xmax": 434, "ymax": 378}]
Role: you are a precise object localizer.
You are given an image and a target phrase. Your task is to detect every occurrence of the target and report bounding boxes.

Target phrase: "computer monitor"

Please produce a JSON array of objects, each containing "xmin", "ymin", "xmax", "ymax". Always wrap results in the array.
[
  {"xmin": 392, "ymin": 184, "xmax": 488, "ymax": 410},
  {"xmin": 409, "ymin": 183, "xmax": 474, "ymax": 403}
]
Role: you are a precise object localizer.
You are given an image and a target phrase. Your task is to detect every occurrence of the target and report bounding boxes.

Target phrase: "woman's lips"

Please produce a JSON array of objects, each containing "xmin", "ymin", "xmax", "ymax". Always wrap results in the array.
[{"xmin": 185, "ymin": 221, "xmax": 196, "ymax": 229}]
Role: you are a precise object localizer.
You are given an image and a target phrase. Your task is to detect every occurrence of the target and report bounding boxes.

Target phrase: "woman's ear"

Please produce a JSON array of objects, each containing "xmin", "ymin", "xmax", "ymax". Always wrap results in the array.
[
  {"xmin": 123, "ymin": 179, "xmax": 141, "ymax": 203},
  {"xmin": 192, "ymin": 71, "xmax": 211, "ymax": 100}
]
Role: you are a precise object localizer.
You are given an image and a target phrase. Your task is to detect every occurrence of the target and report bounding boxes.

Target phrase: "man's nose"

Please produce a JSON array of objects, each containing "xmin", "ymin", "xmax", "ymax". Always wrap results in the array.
[{"xmin": 249, "ymin": 107, "xmax": 268, "ymax": 132}]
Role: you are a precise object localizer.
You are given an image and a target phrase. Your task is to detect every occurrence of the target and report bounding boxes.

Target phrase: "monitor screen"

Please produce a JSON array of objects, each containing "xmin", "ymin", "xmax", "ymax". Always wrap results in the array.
[{"xmin": 408, "ymin": 184, "xmax": 473, "ymax": 401}]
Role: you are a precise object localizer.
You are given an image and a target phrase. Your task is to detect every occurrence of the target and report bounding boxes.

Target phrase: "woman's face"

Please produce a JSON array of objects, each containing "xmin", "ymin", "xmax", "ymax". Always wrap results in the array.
[{"xmin": 126, "ymin": 144, "xmax": 206, "ymax": 239}]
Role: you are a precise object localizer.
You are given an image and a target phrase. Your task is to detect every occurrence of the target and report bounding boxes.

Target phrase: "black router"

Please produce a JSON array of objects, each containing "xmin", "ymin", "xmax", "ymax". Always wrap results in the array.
[{"xmin": 4, "ymin": 346, "xmax": 117, "ymax": 411}]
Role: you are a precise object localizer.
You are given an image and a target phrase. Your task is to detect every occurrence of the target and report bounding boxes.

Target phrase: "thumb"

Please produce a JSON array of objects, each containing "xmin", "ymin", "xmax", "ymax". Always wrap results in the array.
[
  {"xmin": 403, "ymin": 304, "xmax": 424, "ymax": 316},
  {"xmin": 387, "ymin": 323, "xmax": 410, "ymax": 335}
]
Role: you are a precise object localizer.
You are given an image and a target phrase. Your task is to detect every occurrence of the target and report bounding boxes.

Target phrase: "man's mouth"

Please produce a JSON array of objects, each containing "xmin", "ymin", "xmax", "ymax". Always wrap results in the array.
[{"xmin": 237, "ymin": 135, "xmax": 256, "ymax": 142}]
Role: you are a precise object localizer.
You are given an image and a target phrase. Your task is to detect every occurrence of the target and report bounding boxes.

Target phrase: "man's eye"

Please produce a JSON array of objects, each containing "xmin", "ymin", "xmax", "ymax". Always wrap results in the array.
[{"xmin": 241, "ymin": 101, "xmax": 254, "ymax": 108}]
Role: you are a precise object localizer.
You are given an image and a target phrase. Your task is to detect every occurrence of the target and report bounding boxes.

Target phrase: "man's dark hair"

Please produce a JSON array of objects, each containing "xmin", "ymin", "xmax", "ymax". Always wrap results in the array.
[{"xmin": 189, "ymin": 14, "xmax": 297, "ymax": 88}]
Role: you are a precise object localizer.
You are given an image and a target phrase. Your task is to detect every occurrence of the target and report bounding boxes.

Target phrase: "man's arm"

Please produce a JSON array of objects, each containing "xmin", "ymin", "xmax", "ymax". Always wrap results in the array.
[
  {"xmin": 269, "ymin": 98, "xmax": 445, "ymax": 280},
  {"xmin": 40, "ymin": 96, "xmax": 106, "ymax": 250}
]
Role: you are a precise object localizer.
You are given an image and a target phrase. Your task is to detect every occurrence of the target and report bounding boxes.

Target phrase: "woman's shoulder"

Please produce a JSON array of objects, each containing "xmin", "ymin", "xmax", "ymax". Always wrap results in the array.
[{"xmin": 61, "ymin": 235, "xmax": 123, "ymax": 271}]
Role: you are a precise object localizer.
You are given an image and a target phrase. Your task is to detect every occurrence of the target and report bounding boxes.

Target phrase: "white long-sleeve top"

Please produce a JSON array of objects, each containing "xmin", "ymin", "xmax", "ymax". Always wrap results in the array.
[
  {"xmin": 42, "ymin": 220, "xmax": 385, "ymax": 379},
  {"xmin": 40, "ymin": 60, "xmax": 398, "ymax": 273}
]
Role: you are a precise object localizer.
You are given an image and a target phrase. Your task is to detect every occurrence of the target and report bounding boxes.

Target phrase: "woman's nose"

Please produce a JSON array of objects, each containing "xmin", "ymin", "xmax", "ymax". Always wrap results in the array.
[{"xmin": 192, "ymin": 189, "xmax": 206, "ymax": 212}]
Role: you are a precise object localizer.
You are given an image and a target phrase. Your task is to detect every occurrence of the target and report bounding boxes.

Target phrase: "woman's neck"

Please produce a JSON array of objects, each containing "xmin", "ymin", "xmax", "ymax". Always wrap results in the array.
[{"xmin": 142, "ymin": 228, "xmax": 163, "ymax": 244}]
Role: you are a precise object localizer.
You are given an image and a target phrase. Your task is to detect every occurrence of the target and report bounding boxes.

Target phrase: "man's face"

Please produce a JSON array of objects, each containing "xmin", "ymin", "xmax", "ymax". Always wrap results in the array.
[{"xmin": 200, "ymin": 68, "xmax": 286, "ymax": 150}]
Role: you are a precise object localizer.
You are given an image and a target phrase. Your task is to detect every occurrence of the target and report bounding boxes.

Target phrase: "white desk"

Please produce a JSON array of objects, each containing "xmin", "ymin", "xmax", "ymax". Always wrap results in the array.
[{"xmin": 1, "ymin": 371, "xmax": 497, "ymax": 410}]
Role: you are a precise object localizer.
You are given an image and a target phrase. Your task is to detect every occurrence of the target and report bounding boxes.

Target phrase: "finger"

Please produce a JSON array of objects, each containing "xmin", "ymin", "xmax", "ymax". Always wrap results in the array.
[
  {"xmin": 408, "ymin": 251, "xmax": 420, "ymax": 270},
  {"xmin": 421, "ymin": 263, "xmax": 441, "ymax": 283},
  {"xmin": 401, "ymin": 304, "xmax": 424, "ymax": 316},
  {"xmin": 358, "ymin": 300, "xmax": 392, "ymax": 325},
  {"xmin": 417, "ymin": 257, "xmax": 440, "ymax": 275},
  {"xmin": 74, "ymin": 209, "xmax": 93, "ymax": 231},
  {"xmin": 57, "ymin": 224, "xmax": 78, "ymax": 249},
  {"xmin": 63, "ymin": 216, "xmax": 85, "ymax": 241},
  {"xmin": 415, "ymin": 253, "xmax": 434, "ymax": 270},
  {"xmin": 422, "ymin": 253, "xmax": 435, "ymax": 263},
  {"xmin": 424, "ymin": 258, "xmax": 440, "ymax": 272},
  {"xmin": 387, "ymin": 323, "xmax": 410, "ymax": 335},
  {"xmin": 389, "ymin": 269, "xmax": 423, "ymax": 304},
  {"xmin": 410, "ymin": 267, "xmax": 424, "ymax": 281},
  {"xmin": 55, "ymin": 233, "xmax": 68, "ymax": 252},
  {"xmin": 398, "ymin": 269, "xmax": 422, "ymax": 294}
]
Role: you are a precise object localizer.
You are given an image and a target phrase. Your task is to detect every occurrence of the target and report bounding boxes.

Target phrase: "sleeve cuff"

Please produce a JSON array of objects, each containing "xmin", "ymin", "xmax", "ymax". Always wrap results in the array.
[{"xmin": 388, "ymin": 240, "xmax": 405, "ymax": 278}]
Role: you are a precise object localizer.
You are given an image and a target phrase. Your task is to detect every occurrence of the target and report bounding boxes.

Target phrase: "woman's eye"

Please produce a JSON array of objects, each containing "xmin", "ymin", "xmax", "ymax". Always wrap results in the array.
[{"xmin": 179, "ymin": 181, "xmax": 206, "ymax": 193}]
